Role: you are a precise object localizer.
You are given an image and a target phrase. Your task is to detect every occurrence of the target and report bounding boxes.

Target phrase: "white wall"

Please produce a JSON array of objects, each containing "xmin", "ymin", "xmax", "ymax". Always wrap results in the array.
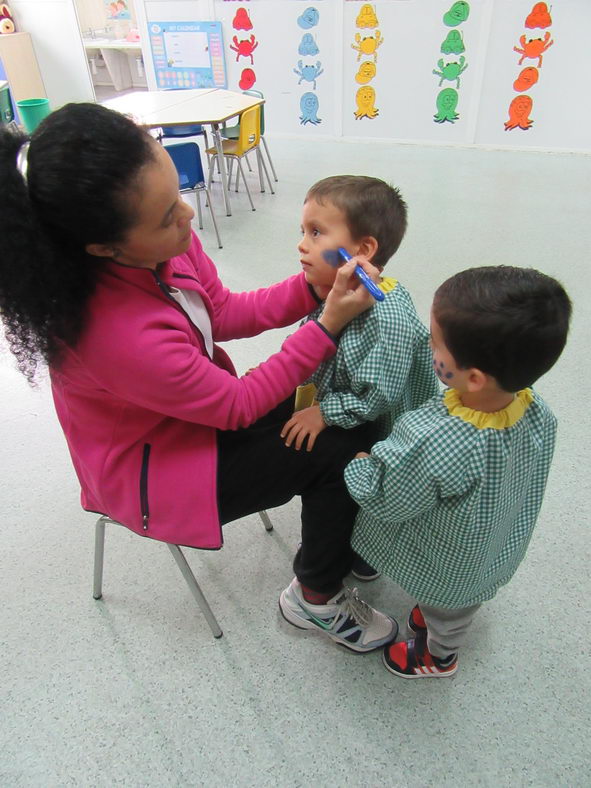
[
  {"xmin": 10, "ymin": 0, "xmax": 95, "ymax": 107},
  {"xmin": 205, "ymin": 0, "xmax": 589, "ymax": 153},
  {"xmin": 12, "ymin": 0, "xmax": 589, "ymax": 152}
]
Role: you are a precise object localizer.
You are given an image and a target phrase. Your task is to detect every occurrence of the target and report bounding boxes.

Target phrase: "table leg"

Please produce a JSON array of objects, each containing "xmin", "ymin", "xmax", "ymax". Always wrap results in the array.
[{"xmin": 211, "ymin": 122, "xmax": 232, "ymax": 217}]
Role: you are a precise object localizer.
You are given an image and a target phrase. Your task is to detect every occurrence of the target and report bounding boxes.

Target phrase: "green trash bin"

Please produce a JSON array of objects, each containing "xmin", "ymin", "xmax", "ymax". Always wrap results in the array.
[
  {"xmin": 0, "ymin": 81, "xmax": 14, "ymax": 125},
  {"xmin": 16, "ymin": 97, "xmax": 51, "ymax": 134}
]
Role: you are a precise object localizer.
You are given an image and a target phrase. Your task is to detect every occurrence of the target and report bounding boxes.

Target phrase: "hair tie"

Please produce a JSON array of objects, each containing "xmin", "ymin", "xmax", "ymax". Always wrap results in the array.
[{"xmin": 16, "ymin": 142, "xmax": 30, "ymax": 183}]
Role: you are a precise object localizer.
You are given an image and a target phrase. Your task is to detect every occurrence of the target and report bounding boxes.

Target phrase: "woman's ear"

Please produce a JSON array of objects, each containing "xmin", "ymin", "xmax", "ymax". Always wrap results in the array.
[
  {"xmin": 86, "ymin": 243, "xmax": 119, "ymax": 259},
  {"xmin": 355, "ymin": 235, "xmax": 379, "ymax": 264}
]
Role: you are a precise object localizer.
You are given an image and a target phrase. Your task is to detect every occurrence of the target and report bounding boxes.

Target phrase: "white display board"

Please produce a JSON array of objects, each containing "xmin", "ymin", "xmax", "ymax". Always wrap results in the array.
[
  {"xmin": 214, "ymin": 0, "xmax": 341, "ymax": 137},
  {"xmin": 132, "ymin": 0, "xmax": 590, "ymax": 153}
]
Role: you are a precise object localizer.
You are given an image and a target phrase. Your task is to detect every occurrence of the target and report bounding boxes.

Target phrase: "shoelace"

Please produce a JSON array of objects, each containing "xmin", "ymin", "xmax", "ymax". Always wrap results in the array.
[{"xmin": 337, "ymin": 586, "xmax": 372, "ymax": 628}]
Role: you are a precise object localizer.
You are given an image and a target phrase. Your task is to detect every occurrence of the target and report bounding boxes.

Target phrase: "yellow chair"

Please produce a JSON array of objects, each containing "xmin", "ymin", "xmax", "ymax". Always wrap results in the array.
[{"xmin": 206, "ymin": 105, "xmax": 273, "ymax": 211}]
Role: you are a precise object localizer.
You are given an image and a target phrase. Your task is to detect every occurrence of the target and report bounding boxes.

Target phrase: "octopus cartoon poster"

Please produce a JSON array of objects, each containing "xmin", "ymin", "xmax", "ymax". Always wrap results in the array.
[
  {"xmin": 214, "ymin": 0, "xmax": 340, "ymax": 136},
  {"xmin": 473, "ymin": 0, "xmax": 589, "ymax": 151},
  {"xmin": 149, "ymin": 22, "xmax": 227, "ymax": 89},
  {"xmin": 340, "ymin": 0, "xmax": 483, "ymax": 143}
]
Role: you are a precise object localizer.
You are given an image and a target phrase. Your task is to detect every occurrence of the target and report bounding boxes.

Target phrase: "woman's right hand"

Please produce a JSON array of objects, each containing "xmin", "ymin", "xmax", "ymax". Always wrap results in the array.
[{"xmin": 318, "ymin": 257, "xmax": 380, "ymax": 336}]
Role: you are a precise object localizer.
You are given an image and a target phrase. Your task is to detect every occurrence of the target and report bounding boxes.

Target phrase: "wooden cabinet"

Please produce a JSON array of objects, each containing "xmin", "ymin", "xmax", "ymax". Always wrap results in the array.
[{"xmin": 0, "ymin": 32, "xmax": 46, "ymax": 102}]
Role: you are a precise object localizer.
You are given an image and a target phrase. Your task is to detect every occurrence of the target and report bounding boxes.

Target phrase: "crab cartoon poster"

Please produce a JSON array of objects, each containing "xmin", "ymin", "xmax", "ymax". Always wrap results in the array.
[
  {"xmin": 202, "ymin": 0, "xmax": 591, "ymax": 151},
  {"xmin": 214, "ymin": 0, "xmax": 339, "ymax": 136},
  {"xmin": 340, "ymin": 0, "xmax": 483, "ymax": 143}
]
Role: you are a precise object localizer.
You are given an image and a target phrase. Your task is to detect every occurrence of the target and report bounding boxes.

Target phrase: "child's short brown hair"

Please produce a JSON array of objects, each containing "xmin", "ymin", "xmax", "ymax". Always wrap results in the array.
[{"xmin": 305, "ymin": 175, "xmax": 408, "ymax": 269}]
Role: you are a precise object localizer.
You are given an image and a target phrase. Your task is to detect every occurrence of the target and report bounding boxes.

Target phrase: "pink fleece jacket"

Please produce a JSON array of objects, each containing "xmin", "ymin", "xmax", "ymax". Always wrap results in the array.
[{"xmin": 50, "ymin": 234, "xmax": 336, "ymax": 548}]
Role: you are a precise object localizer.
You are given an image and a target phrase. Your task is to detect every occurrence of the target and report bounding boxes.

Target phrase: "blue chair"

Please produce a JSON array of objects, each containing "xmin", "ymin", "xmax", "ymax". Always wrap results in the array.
[
  {"xmin": 165, "ymin": 142, "xmax": 222, "ymax": 249},
  {"xmin": 157, "ymin": 123, "xmax": 209, "ymax": 149}
]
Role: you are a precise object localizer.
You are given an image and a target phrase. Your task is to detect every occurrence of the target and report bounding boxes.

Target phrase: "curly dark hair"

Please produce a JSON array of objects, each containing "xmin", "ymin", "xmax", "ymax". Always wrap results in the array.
[
  {"xmin": 0, "ymin": 103, "xmax": 156, "ymax": 382},
  {"xmin": 433, "ymin": 266, "xmax": 572, "ymax": 392}
]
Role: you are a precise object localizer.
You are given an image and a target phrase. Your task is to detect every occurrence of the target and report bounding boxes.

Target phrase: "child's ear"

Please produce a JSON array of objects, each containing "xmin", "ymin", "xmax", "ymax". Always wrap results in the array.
[
  {"xmin": 465, "ymin": 368, "xmax": 490, "ymax": 393},
  {"xmin": 356, "ymin": 235, "xmax": 378, "ymax": 262}
]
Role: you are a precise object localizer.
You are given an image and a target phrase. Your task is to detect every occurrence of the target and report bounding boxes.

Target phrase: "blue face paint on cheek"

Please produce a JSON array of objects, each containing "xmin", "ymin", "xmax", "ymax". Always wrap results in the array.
[{"xmin": 434, "ymin": 359, "xmax": 454, "ymax": 382}]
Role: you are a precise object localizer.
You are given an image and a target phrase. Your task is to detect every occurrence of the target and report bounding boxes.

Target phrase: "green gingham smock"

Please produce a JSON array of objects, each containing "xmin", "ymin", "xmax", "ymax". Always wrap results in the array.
[
  {"xmin": 306, "ymin": 278, "xmax": 439, "ymax": 437},
  {"xmin": 345, "ymin": 388, "xmax": 557, "ymax": 608}
]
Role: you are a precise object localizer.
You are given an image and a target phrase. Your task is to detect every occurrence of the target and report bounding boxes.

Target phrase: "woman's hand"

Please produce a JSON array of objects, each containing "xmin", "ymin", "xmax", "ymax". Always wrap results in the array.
[{"xmin": 318, "ymin": 257, "xmax": 380, "ymax": 336}]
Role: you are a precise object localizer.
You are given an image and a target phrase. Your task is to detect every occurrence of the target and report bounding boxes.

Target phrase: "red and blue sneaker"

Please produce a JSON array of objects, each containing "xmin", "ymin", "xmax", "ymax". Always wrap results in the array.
[
  {"xmin": 407, "ymin": 604, "xmax": 427, "ymax": 635},
  {"xmin": 383, "ymin": 632, "xmax": 458, "ymax": 678}
]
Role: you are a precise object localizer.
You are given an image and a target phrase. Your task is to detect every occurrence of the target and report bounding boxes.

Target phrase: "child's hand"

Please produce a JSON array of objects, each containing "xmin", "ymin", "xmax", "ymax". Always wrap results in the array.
[
  {"xmin": 355, "ymin": 451, "xmax": 370, "ymax": 459},
  {"xmin": 281, "ymin": 405, "xmax": 327, "ymax": 451}
]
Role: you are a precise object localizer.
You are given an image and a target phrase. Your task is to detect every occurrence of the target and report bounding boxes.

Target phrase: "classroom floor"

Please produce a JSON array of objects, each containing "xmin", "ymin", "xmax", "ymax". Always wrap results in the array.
[{"xmin": 1, "ymin": 136, "xmax": 589, "ymax": 787}]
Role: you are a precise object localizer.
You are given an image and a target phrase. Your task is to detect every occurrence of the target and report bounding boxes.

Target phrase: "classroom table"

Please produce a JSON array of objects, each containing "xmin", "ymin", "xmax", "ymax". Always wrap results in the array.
[{"xmin": 102, "ymin": 88, "xmax": 264, "ymax": 216}]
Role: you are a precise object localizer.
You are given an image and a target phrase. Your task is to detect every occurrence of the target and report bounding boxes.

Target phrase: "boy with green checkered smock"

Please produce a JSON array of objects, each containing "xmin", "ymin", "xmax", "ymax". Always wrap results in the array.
[
  {"xmin": 280, "ymin": 176, "xmax": 439, "ymax": 583},
  {"xmin": 345, "ymin": 266, "xmax": 571, "ymax": 678}
]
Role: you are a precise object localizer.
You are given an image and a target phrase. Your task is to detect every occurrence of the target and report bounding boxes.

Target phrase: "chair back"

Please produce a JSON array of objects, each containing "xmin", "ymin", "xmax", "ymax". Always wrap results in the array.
[
  {"xmin": 236, "ymin": 105, "xmax": 261, "ymax": 156},
  {"xmin": 161, "ymin": 124, "xmax": 204, "ymax": 138},
  {"xmin": 243, "ymin": 89, "xmax": 265, "ymax": 135},
  {"xmin": 165, "ymin": 142, "xmax": 205, "ymax": 190}
]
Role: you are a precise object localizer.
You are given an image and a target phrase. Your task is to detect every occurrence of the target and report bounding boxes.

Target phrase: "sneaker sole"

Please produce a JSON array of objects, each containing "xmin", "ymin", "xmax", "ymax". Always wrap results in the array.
[
  {"xmin": 382, "ymin": 650, "xmax": 458, "ymax": 678},
  {"xmin": 278, "ymin": 593, "xmax": 397, "ymax": 654}
]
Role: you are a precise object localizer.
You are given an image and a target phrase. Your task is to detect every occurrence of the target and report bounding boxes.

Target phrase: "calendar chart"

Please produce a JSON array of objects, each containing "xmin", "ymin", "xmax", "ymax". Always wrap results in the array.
[{"xmin": 149, "ymin": 21, "xmax": 227, "ymax": 90}]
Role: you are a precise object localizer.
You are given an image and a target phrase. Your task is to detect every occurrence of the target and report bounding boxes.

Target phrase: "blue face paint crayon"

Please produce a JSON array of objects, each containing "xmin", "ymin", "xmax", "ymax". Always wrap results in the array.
[{"xmin": 321, "ymin": 247, "xmax": 385, "ymax": 302}]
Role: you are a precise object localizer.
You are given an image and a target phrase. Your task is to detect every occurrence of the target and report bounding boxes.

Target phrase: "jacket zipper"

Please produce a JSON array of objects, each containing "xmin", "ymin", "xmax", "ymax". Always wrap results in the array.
[{"xmin": 140, "ymin": 443, "xmax": 151, "ymax": 531}]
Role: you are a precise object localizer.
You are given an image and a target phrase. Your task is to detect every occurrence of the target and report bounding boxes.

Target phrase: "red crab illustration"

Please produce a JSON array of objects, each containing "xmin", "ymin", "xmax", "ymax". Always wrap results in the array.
[
  {"xmin": 513, "ymin": 32, "xmax": 553, "ymax": 68},
  {"xmin": 230, "ymin": 34, "xmax": 258, "ymax": 64}
]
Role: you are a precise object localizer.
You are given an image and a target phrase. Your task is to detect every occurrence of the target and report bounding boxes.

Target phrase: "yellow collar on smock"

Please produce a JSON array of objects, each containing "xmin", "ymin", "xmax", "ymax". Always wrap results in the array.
[
  {"xmin": 443, "ymin": 388, "xmax": 534, "ymax": 429},
  {"xmin": 378, "ymin": 276, "xmax": 398, "ymax": 293}
]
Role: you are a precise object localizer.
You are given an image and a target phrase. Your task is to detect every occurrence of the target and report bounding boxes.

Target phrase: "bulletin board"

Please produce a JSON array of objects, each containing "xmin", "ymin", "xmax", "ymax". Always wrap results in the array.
[
  {"xmin": 214, "ymin": 0, "xmax": 341, "ymax": 137},
  {"xmin": 133, "ymin": 0, "xmax": 591, "ymax": 153},
  {"xmin": 149, "ymin": 21, "xmax": 227, "ymax": 89}
]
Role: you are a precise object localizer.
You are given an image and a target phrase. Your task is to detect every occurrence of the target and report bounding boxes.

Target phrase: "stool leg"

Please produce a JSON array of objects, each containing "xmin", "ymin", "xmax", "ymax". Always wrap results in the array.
[
  {"xmin": 259, "ymin": 510, "xmax": 274, "ymax": 532},
  {"xmin": 167, "ymin": 544, "xmax": 223, "ymax": 639},
  {"xmin": 93, "ymin": 517, "xmax": 106, "ymax": 600}
]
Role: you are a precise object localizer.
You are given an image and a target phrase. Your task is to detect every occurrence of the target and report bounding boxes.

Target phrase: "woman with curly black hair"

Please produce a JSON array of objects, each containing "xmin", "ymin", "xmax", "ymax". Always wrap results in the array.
[{"xmin": 0, "ymin": 103, "xmax": 396, "ymax": 651}]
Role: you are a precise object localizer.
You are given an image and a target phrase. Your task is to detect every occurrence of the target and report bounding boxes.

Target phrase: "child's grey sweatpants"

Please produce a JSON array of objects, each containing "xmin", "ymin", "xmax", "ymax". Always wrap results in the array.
[{"xmin": 419, "ymin": 602, "xmax": 482, "ymax": 659}]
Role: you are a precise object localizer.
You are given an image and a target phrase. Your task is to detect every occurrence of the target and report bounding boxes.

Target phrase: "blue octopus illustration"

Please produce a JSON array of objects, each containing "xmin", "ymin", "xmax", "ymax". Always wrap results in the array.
[
  {"xmin": 300, "ymin": 92, "xmax": 322, "ymax": 125},
  {"xmin": 298, "ymin": 33, "xmax": 319, "ymax": 56}
]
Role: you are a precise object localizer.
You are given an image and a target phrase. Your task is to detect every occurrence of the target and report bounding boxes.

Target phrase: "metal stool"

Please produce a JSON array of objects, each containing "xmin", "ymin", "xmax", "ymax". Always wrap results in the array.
[{"xmin": 92, "ymin": 511, "xmax": 274, "ymax": 639}]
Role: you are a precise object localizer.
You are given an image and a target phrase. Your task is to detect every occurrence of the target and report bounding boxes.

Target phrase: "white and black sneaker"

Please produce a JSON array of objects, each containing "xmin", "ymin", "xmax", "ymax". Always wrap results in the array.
[{"xmin": 279, "ymin": 578, "xmax": 397, "ymax": 653}]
